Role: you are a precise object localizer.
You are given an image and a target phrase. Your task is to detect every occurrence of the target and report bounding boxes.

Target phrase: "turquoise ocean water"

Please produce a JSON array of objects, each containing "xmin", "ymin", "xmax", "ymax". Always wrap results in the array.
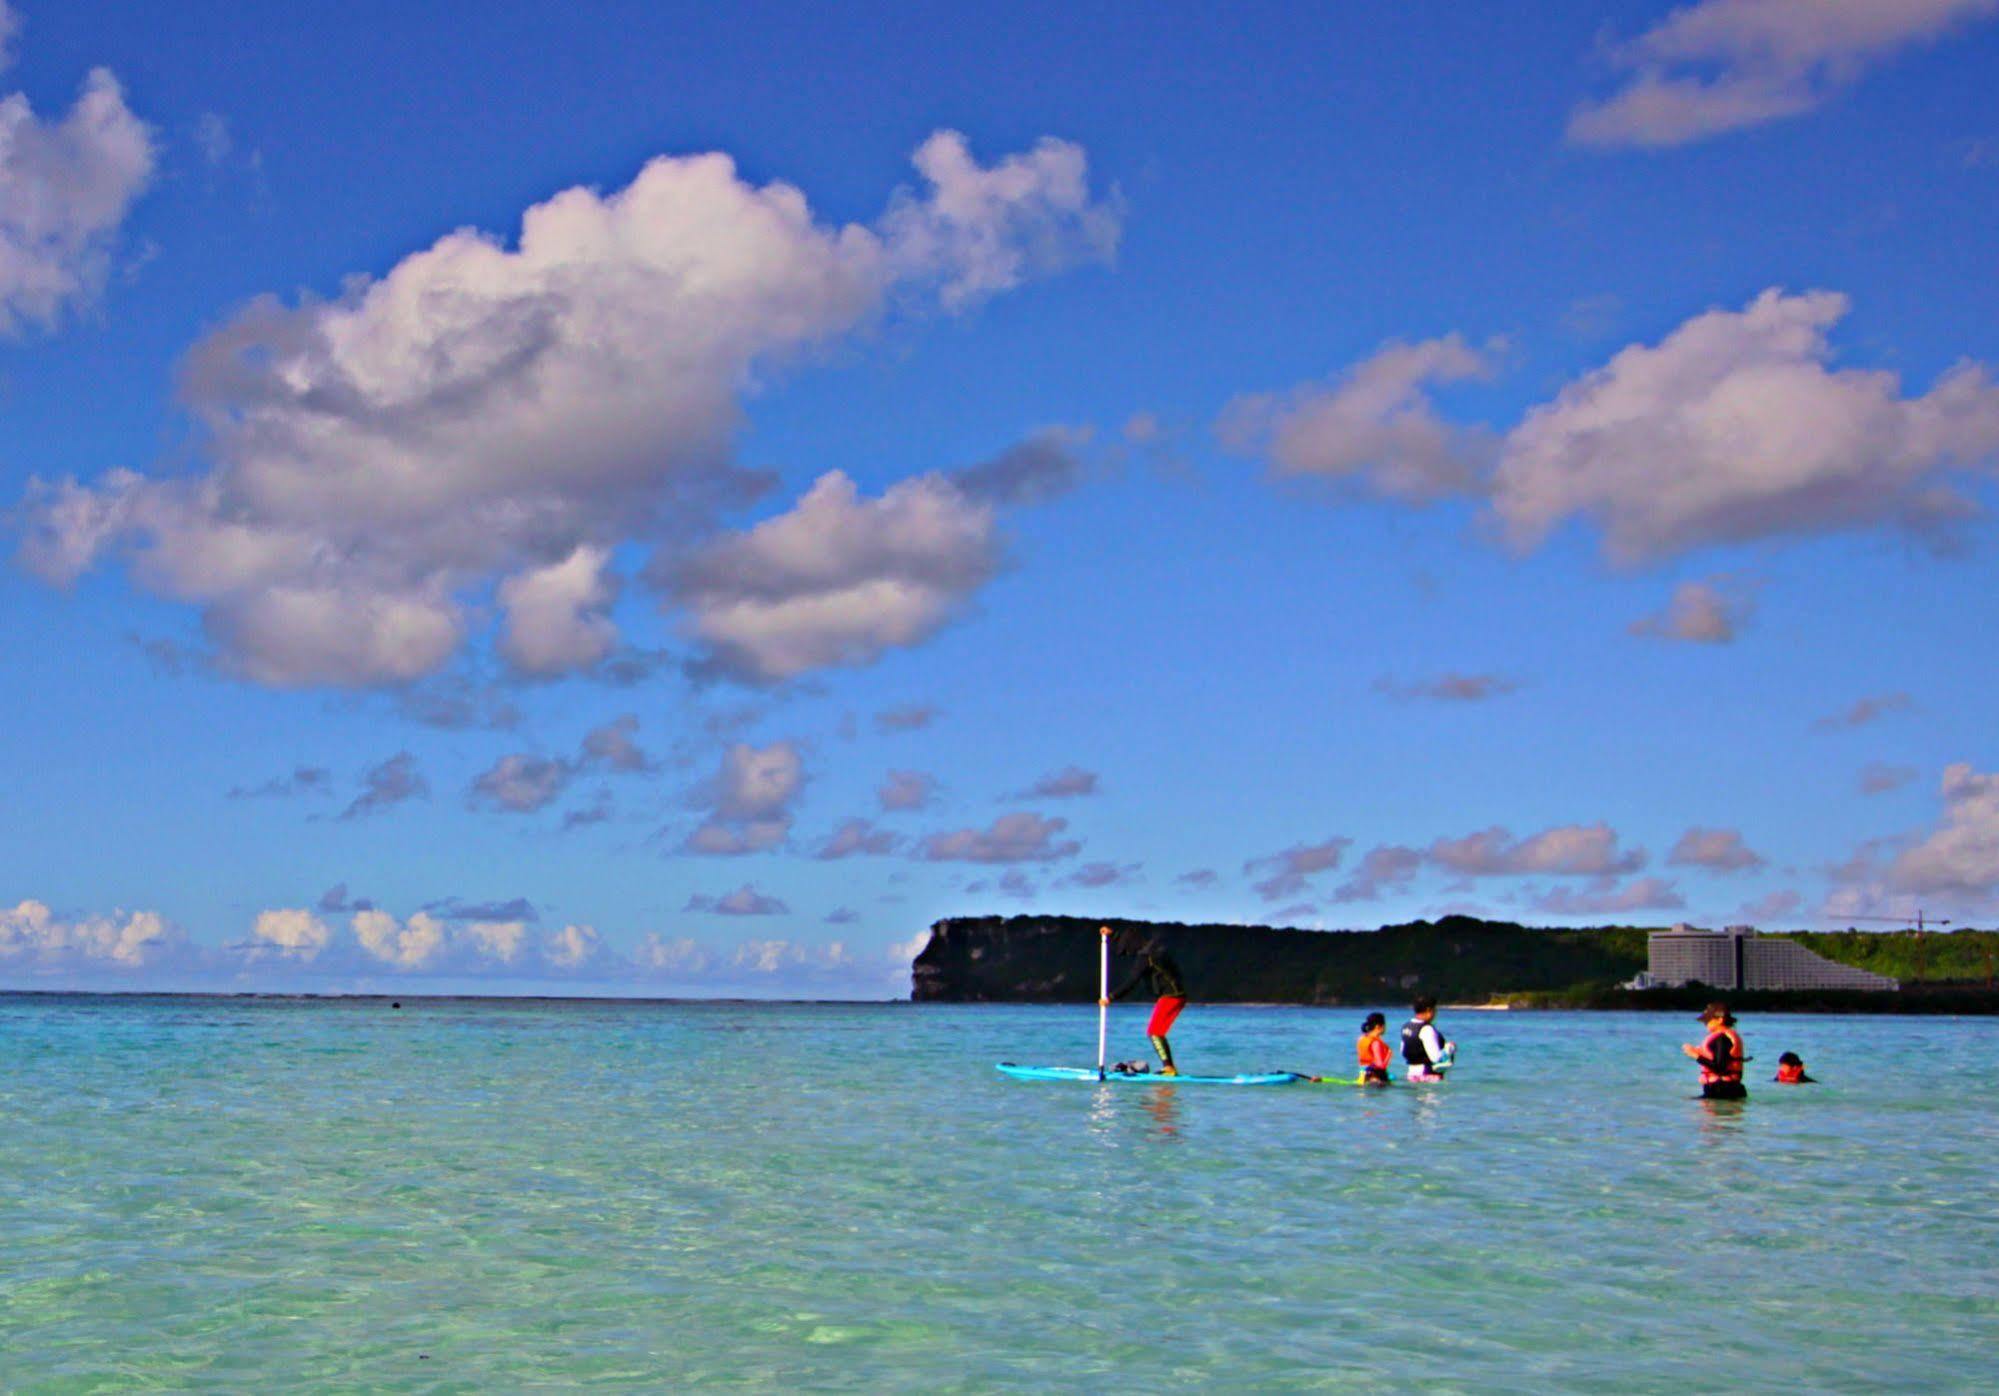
[{"xmin": 3, "ymin": 996, "xmax": 1995, "ymax": 1392}]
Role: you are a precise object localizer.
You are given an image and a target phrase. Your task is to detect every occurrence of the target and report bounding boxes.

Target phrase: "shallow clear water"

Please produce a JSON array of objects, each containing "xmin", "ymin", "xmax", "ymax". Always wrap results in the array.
[{"xmin": 2, "ymin": 997, "xmax": 1994, "ymax": 1392}]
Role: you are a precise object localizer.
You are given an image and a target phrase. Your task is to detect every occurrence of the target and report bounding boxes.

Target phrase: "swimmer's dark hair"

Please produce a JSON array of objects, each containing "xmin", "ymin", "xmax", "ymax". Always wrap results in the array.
[
  {"xmin": 1778, "ymin": 1051, "xmax": 1803, "ymax": 1067},
  {"xmin": 1411, "ymin": 994, "xmax": 1437, "ymax": 1015},
  {"xmin": 1361, "ymin": 1011, "xmax": 1386, "ymax": 1032}
]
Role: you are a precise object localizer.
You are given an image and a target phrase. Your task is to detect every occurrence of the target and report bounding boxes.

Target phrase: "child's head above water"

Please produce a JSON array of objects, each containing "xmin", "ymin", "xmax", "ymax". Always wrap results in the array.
[{"xmin": 1778, "ymin": 1051, "xmax": 1804, "ymax": 1069}]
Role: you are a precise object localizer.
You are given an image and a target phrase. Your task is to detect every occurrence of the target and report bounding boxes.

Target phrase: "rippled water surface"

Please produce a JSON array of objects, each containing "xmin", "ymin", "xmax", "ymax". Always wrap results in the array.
[{"xmin": 3, "ymin": 996, "xmax": 1995, "ymax": 1392}]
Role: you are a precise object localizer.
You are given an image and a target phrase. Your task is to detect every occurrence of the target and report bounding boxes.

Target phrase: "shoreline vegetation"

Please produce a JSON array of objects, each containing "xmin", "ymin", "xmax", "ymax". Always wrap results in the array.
[{"xmin": 911, "ymin": 915, "xmax": 1999, "ymax": 1015}]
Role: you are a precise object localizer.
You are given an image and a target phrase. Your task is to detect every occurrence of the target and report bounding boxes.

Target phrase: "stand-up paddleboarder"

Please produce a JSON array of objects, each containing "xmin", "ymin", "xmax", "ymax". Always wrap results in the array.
[{"xmin": 1102, "ymin": 926, "xmax": 1188, "ymax": 1076}]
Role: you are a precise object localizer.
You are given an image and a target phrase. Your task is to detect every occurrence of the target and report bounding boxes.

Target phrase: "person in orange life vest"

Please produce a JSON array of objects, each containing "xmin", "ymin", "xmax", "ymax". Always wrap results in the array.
[
  {"xmin": 1356, "ymin": 1012, "xmax": 1392, "ymax": 1086},
  {"xmin": 1103, "ymin": 927, "xmax": 1187, "ymax": 1076},
  {"xmin": 1774, "ymin": 1051, "xmax": 1815, "ymax": 1084},
  {"xmin": 1682, "ymin": 1002, "xmax": 1747, "ymax": 1100}
]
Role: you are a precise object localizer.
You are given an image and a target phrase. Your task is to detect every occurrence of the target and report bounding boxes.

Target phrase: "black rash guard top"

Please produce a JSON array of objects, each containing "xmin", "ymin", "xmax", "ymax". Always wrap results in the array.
[{"xmin": 1110, "ymin": 947, "xmax": 1187, "ymax": 1002}]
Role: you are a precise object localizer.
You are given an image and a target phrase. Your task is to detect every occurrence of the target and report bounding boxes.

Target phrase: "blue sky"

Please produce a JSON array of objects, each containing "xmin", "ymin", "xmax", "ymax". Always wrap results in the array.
[{"xmin": 4, "ymin": 0, "xmax": 1998, "ymax": 995}]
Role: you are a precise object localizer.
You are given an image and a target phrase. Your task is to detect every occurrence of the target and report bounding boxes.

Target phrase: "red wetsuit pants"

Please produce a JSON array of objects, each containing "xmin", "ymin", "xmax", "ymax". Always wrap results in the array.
[{"xmin": 1147, "ymin": 996, "xmax": 1186, "ymax": 1036}]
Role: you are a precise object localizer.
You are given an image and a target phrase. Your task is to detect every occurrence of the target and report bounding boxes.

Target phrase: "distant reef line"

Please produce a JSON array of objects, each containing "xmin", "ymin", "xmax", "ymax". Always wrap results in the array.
[{"xmin": 909, "ymin": 915, "xmax": 1999, "ymax": 1013}]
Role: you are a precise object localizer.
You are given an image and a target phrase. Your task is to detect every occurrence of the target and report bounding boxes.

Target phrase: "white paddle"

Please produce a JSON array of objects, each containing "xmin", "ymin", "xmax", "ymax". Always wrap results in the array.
[{"xmin": 1096, "ymin": 925, "xmax": 1111, "ymax": 1081}]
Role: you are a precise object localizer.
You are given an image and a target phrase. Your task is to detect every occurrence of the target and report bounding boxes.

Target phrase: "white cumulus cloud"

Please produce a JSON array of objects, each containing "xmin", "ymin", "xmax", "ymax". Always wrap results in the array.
[
  {"xmin": 0, "ymin": 899, "xmax": 179, "ymax": 969},
  {"xmin": 250, "ymin": 907, "xmax": 333, "ymax": 959},
  {"xmin": 817, "ymin": 817, "xmax": 900, "ymax": 859},
  {"xmin": 581, "ymin": 714, "xmax": 653, "ymax": 773},
  {"xmin": 352, "ymin": 908, "xmax": 447, "ymax": 969},
  {"xmin": 1570, "ymin": 0, "xmax": 1999, "ymax": 149},
  {"xmin": 464, "ymin": 919, "xmax": 530, "ymax": 964},
  {"xmin": 666, "ymin": 470, "xmax": 1002, "ymax": 683},
  {"xmin": 881, "ymin": 130, "xmax": 1121, "ymax": 310},
  {"xmin": 632, "ymin": 933, "xmax": 716, "ymax": 974},
  {"xmin": 1263, "ymin": 820, "xmax": 1650, "ymax": 905},
  {"xmin": 684, "ymin": 885, "xmax": 790, "ymax": 916},
  {"xmin": 683, "ymin": 739, "xmax": 803, "ymax": 854},
  {"xmin": 0, "ymin": 35, "xmax": 155, "ymax": 333},
  {"xmin": 543, "ymin": 923, "xmax": 605, "ymax": 970},
  {"xmin": 1429, "ymin": 823, "xmax": 1645, "ymax": 878},
  {"xmin": 917, "ymin": 812, "xmax": 1081, "ymax": 864},
  {"xmin": 1061, "ymin": 861, "xmax": 1139, "ymax": 889},
  {"xmin": 1332, "ymin": 845, "xmax": 1425, "ymax": 902},
  {"xmin": 19, "ymin": 131, "xmax": 1118, "ymax": 687},
  {"xmin": 1244, "ymin": 837, "xmax": 1352, "ymax": 902},
  {"xmin": 730, "ymin": 938, "xmax": 852, "ymax": 974},
  {"xmin": 947, "ymin": 430, "xmax": 1087, "ymax": 508},
  {"xmin": 469, "ymin": 718, "xmax": 656, "ymax": 823},
  {"xmin": 1530, "ymin": 876, "xmax": 1686, "ymax": 916},
  {"xmin": 1628, "ymin": 580, "xmax": 1756, "ymax": 644},
  {"xmin": 1667, "ymin": 826, "xmax": 1766, "ymax": 872},
  {"xmin": 470, "ymin": 752, "xmax": 572, "ymax": 814},
  {"xmin": 1220, "ymin": 336, "xmax": 1497, "ymax": 503},
  {"xmin": 497, "ymin": 544, "xmax": 620, "ymax": 676},
  {"xmin": 1493, "ymin": 290, "xmax": 1999, "ymax": 562},
  {"xmin": 1889, "ymin": 763, "xmax": 1999, "ymax": 896},
  {"xmin": 1233, "ymin": 291, "xmax": 1999, "ymax": 567}
]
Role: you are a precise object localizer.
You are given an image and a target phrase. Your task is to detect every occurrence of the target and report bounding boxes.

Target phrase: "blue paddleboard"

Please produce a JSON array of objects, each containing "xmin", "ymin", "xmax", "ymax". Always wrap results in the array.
[{"xmin": 996, "ymin": 1063, "xmax": 1301, "ymax": 1086}]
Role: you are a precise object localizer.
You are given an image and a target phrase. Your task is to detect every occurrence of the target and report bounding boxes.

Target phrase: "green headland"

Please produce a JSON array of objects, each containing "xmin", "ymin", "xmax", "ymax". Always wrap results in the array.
[{"xmin": 910, "ymin": 914, "xmax": 1999, "ymax": 1013}]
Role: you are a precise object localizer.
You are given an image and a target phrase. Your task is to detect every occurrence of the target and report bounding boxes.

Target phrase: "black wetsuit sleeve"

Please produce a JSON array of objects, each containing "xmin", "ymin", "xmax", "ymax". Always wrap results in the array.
[
  {"xmin": 1109, "ymin": 960, "xmax": 1148, "ymax": 1001},
  {"xmin": 1110, "ymin": 950, "xmax": 1187, "ymax": 1001}
]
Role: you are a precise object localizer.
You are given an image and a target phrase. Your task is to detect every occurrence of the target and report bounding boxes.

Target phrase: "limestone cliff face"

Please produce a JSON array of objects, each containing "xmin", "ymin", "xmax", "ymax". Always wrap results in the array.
[{"xmin": 908, "ymin": 914, "xmax": 1650, "ymax": 1003}]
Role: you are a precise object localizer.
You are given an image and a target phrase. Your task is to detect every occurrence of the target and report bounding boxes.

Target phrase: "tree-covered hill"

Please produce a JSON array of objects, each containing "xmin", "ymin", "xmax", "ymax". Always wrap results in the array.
[
  {"xmin": 909, "ymin": 914, "xmax": 1999, "ymax": 1005},
  {"xmin": 1783, "ymin": 928, "xmax": 1999, "ymax": 984},
  {"xmin": 911, "ymin": 914, "xmax": 1652, "ymax": 1004}
]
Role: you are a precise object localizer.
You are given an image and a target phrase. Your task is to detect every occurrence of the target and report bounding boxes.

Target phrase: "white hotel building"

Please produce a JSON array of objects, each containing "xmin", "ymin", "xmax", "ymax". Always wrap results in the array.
[{"xmin": 1642, "ymin": 925, "xmax": 1899, "ymax": 993}]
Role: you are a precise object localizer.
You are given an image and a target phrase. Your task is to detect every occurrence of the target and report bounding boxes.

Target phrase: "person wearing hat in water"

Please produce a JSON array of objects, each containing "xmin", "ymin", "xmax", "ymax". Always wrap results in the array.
[
  {"xmin": 1103, "ymin": 927, "xmax": 1188, "ymax": 1076},
  {"xmin": 1774, "ymin": 1051, "xmax": 1815, "ymax": 1084},
  {"xmin": 1683, "ymin": 1002, "xmax": 1747, "ymax": 1100}
]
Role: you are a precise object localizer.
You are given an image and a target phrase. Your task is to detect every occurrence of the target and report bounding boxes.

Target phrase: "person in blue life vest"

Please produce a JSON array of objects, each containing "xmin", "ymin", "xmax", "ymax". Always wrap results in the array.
[{"xmin": 1401, "ymin": 995, "xmax": 1455, "ymax": 1082}]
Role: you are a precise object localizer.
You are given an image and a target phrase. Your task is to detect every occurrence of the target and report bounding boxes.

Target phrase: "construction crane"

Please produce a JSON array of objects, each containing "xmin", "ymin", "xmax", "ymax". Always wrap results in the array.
[{"xmin": 1841, "ymin": 911, "xmax": 1952, "ymax": 982}]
